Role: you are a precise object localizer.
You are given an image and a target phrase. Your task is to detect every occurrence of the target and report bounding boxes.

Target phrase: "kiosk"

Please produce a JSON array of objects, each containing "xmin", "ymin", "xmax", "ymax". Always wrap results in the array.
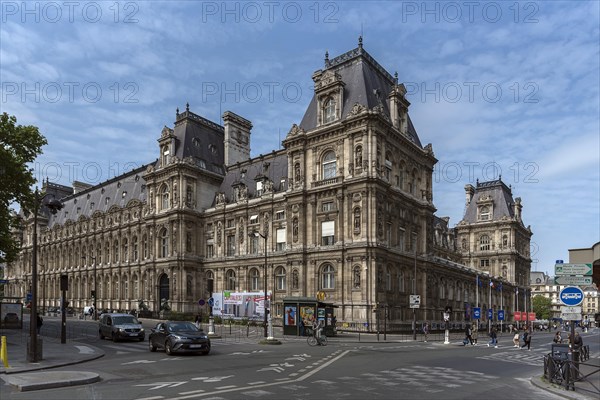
[{"xmin": 282, "ymin": 296, "xmax": 337, "ymax": 337}]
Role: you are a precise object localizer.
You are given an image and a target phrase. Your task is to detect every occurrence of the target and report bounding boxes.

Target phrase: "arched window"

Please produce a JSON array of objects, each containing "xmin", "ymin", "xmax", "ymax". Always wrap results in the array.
[
  {"xmin": 386, "ymin": 267, "xmax": 392, "ymax": 291},
  {"xmin": 479, "ymin": 206, "xmax": 490, "ymax": 221},
  {"xmin": 480, "ymin": 235, "xmax": 490, "ymax": 251},
  {"xmin": 324, "ymin": 97, "xmax": 336, "ymax": 123},
  {"xmin": 161, "ymin": 185, "xmax": 170, "ymax": 210},
  {"xmin": 321, "ymin": 264, "xmax": 335, "ymax": 289},
  {"xmin": 226, "ymin": 269, "xmax": 236, "ymax": 291},
  {"xmin": 322, "ymin": 151, "xmax": 337, "ymax": 180},
  {"xmin": 206, "ymin": 271, "xmax": 214, "ymax": 295},
  {"xmin": 275, "ymin": 266, "xmax": 286, "ymax": 290},
  {"xmin": 132, "ymin": 236, "xmax": 138, "ymax": 261},
  {"xmin": 132, "ymin": 274, "xmax": 139, "ymax": 299},
  {"xmin": 122, "ymin": 238, "xmax": 128, "ymax": 262},
  {"xmin": 398, "ymin": 270, "xmax": 405, "ymax": 292},
  {"xmin": 113, "ymin": 240, "xmax": 119, "ymax": 263},
  {"xmin": 142, "ymin": 235, "xmax": 148, "ymax": 259},
  {"xmin": 160, "ymin": 229, "xmax": 169, "ymax": 258},
  {"xmin": 250, "ymin": 268, "xmax": 260, "ymax": 291}
]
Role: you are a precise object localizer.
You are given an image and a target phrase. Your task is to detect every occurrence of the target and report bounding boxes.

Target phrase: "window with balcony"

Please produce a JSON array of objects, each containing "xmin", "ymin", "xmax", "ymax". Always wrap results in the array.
[
  {"xmin": 276, "ymin": 228, "xmax": 286, "ymax": 251},
  {"xmin": 226, "ymin": 235, "xmax": 236, "ymax": 256},
  {"xmin": 480, "ymin": 235, "xmax": 490, "ymax": 251},
  {"xmin": 322, "ymin": 151, "xmax": 337, "ymax": 180},
  {"xmin": 321, "ymin": 264, "xmax": 335, "ymax": 289},
  {"xmin": 275, "ymin": 266, "xmax": 286, "ymax": 290}
]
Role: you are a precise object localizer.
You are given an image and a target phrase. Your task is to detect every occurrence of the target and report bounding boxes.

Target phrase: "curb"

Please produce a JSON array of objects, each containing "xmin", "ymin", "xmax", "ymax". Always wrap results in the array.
[
  {"xmin": 2, "ymin": 371, "xmax": 101, "ymax": 392},
  {"xmin": 530, "ymin": 375, "xmax": 593, "ymax": 400}
]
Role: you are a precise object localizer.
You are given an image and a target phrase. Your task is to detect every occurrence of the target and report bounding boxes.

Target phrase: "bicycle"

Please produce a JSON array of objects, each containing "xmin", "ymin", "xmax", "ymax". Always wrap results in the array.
[{"xmin": 307, "ymin": 328, "xmax": 327, "ymax": 346}]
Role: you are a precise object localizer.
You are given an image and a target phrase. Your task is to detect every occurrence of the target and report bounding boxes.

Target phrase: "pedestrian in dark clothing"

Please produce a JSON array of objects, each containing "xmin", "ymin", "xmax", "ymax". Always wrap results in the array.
[
  {"xmin": 520, "ymin": 326, "xmax": 532, "ymax": 350},
  {"xmin": 37, "ymin": 313, "xmax": 43, "ymax": 334},
  {"xmin": 488, "ymin": 327, "xmax": 498, "ymax": 348},
  {"xmin": 464, "ymin": 324, "xmax": 474, "ymax": 346}
]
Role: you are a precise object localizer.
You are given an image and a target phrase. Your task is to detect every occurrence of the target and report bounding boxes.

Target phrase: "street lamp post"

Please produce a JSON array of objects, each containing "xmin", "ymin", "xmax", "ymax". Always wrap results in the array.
[
  {"xmin": 249, "ymin": 231, "xmax": 270, "ymax": 338},
  {"xmin": 27, "ymin": 187, "xmax": 63, "ymax": 362},
  {"xmin": 83, "ymin": 255, "xmax": 97, "ymax": 320},
  {"xmin": 412, "ymin": 236, "xmax": 417, "ymax": 341}
]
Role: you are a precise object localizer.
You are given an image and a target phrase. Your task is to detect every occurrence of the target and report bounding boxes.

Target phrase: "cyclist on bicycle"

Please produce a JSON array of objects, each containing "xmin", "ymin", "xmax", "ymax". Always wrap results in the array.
[{"xmin": 312, "ymin": 319, "xmax": 324, "ymax": 344}]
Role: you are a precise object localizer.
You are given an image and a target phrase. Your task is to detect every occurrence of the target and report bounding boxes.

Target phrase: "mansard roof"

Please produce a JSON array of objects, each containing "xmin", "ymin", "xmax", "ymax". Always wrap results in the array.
[
  {"xmin": 47, "ymin": 165, "xmax": 150, "ymax": 227},
  {"xmin": 168, "ymin": 107, "xmax": 225, "ymax": 175},
  {"xmin": 299, "ymin": 43, "xmax": 422, "ymax": 147},
  {"xmin": 215, "ymin": 150, "xmax": 288, "ymax": 206},
  {"xmin": 462, "ymin": 179, "xmax": 516, "ymax": 223}
]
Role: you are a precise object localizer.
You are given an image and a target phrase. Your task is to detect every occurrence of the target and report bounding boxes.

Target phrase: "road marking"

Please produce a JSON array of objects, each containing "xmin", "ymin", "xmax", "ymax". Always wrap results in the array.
[
  {"xmin": 75, "ymin": 345, "xmax": 95, "ymax": 354},
  {"xmin": 215, "ymin": 385, "xmax": 237, "ymax": 389},
  {"xmin": 122, "ymin": 360, "xmax": 156, "ymax": 365},
  {"xmin": 136, "ymin": 382, "xmax": 187, "ymax": 390},
  {"xmin": 137, "ymin": 396, "xmax": 164, "ymax": 400},
  {"xmin": 296, "ymin": 350, "xmax": 350, "ymax": 382},
  {"xmin": 178, "ymin": 390, "xmax": 205, "ymax": 395}
]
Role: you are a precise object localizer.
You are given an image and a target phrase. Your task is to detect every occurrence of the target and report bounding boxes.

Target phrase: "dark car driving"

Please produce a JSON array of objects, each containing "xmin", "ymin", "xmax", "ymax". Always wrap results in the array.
[{"xmin": 148, "ymin": 321, "xmax": 211, "ymax": 355}]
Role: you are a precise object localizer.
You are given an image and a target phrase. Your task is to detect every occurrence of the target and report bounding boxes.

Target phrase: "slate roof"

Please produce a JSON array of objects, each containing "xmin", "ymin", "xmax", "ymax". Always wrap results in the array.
[
  {"xmin": 299, "ymin": 45, "xmax": 422, "ymax": 147},
  {"xmin": 171, "ymin": 109, "xmax": 225, "ymax": 175},
  {"xmin": 47, "ymin": 165, "xmax": 150, "ymax": 227},
  {"xmin": 462, "ymin": 179, "xmax": 516, "ymax": 223},
  {"xmin": 215, "ymin": 151, "xmax": 288, "ymax": 205}
]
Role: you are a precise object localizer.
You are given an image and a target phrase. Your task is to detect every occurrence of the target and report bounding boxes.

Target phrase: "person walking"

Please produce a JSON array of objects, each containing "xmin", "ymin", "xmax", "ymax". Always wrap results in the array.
[
  {"xmin": 553, "ymin": 331, "xmax": 562, "ymax": 344},
  {"xmin": 36, "ymin": 313, "xmax": 43, "ymax": 334},
  {"xmin": 422, "ymin": 322, "xmax": 430, "ymax": 342},
  {"xmin": 520, "ymin": 326, "xmax": 532, "ymax": 351},
  {"xmin": 488, "ymin": 327, "xmax": 498, "ymax": 348},
  {"xmin": 512, "ymin": 326, "xmax": 520, "ymax": 347},
  {"xmin": 464, "ymin": 324, "xmax": 474, "ymax": 346}
]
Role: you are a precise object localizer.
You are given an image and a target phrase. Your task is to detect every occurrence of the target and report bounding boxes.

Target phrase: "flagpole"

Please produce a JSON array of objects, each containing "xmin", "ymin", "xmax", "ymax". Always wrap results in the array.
[
  {"xmin": 489, "ymin": 279, "xmax": 492, "ymax": 335},
  {"xmin": 500, "ymin": 284, "xmax": 503, "ymax": 333}
]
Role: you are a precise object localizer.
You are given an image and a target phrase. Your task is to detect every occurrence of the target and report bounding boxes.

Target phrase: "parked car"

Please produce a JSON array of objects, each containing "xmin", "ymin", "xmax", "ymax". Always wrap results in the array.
[
  {"xmin": 3, "ymin": 312, "xmax": 19, "ymax": 323},
  {"xmin": 99, "ymin": 313, "xmax": 145, "ymax": 342},
  {"xmin": 148, "ymin": 321, "xmax": 210, "ymax": 355}
]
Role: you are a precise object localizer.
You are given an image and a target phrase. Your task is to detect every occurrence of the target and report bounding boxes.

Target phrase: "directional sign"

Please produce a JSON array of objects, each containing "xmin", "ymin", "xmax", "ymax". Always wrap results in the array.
[
  {"xmin": 560, "ymin": 313, "xmax": 582, "ymax": 321},
  {"xmin": 555, "ymin": 263, "xmax": 593, "ymax": 276},
  {"xmin": 554, "ymin": 276, "xmax": 593, "ymax": 286},
  {"xmin": 0, "ymin": 279, "xmax": 8, "ymax": 284},
  {"xmin": 487, "ymin": 309, "xmax": 493, "ymax": 319},
  {"xmin": 207, "ymin": 297, "xmax": 214, "ymax": 307},
  {"xmin": 559, "ymin": 286, "xmax": 585, "ymax": 306},
  {"xmin": 561, "ymin": 306, "xmax": 582, "ymax": 314},
  {"xmin": 409, "ymin": 295, "xmax": 420, "ymax": 309},
  {"xmin": 498, "ymin": 310, "xmax": 505, "ymax": 321},
  {"xmin": 473, "ymin": 307, "xmax": 481, "ymax": 319}
]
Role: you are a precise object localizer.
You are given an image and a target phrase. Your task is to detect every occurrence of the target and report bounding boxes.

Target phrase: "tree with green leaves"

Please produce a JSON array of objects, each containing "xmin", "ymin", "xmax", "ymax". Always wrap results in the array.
[
  {"xmin": 0, "ymin": 112, "xmax": 47, "ymax": 263},
  {"xmin": 532, "ymin": 294, "xmax": 553, "ymax": 320}
]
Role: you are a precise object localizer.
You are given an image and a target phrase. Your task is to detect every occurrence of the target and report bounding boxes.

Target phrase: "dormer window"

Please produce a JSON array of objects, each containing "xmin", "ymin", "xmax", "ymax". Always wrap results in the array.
[
  {"xmin": 256, "ymin": 181, "xmax": 263, "ymax": 197},
  {"xmin": 479, "ymin": 206, "xmax": 490, "ymax": 221},
  {"xmin": 324, "ymin": 98, "xmax": 336, "ymax": 123},
  {"xmin": 162, "ymin": 147, "xmax": 170, "ymax": 165}
]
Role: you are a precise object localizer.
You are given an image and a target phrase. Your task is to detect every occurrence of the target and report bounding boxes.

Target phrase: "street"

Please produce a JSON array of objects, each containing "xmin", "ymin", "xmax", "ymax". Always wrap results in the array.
[{"xmin": 2, "ymin": 317, "xmax": 598, "ymax": 400}]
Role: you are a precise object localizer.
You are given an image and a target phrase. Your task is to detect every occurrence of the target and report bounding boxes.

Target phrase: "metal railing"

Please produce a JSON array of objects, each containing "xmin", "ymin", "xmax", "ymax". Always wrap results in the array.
[{"xmin": 543, "ymin": 346, "xmax": 599, "ymax": 394}]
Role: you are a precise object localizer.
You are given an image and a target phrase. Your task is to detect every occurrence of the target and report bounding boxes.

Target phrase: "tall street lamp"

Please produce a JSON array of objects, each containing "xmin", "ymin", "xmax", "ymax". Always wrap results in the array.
[
  {"xmin": 82, "ymin": 255, "xmax": 97, "ymax": 320},
  {"xmin": 248, "ymin": 231, "xmax": 269, "ymax": 338},
  {"xmin": 26, "ymin": 187, "xmax": 63, "ymax": 362}
]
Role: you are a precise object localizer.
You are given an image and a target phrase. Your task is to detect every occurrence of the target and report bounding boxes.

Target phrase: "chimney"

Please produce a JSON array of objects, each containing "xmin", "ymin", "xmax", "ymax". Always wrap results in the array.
[{"xmin": 222, "ymin": 111, "xmax": 252, "ymax": 166}]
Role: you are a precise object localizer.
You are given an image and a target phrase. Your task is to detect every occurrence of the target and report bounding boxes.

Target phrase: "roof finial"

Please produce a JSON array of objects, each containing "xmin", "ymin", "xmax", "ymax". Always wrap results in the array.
[
  {"xmin": 358, "ymin": 35, "xmax": 363, "ymax": 49},
  {"xmin": 394, "ymin": 71, "xmax": 398, "ymax": 84},
  {"xmin": 325, "ymin": 50, "xmax": 329, "ymax": 66},
  {"xmin": 186, "ymin": 102, "xmax": 190, "ymax": 112},
  {"xmin": 176, "ymin": 107, "xmax": 179, "ymax": 116}
]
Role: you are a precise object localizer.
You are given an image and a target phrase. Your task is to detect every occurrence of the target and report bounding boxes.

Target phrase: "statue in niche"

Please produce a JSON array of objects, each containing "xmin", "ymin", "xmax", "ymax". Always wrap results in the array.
[
  {"xmin": 353, "ymin": 267, "xmax": 361, "ymax": 288},
  {"xmin": 292, "ymin": 218, "xmax": 299, "ymax": 242}
]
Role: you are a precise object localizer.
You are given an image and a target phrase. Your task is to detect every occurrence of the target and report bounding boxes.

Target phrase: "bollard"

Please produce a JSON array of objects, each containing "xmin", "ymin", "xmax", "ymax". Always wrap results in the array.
[{"xmin": 1, "ymin": 336, "xmax": 9, "ymax": 368}]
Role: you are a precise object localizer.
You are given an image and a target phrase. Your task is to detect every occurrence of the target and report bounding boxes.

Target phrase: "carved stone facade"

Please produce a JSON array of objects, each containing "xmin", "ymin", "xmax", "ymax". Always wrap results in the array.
[{"xmin": 7, "ymin": 42, "xmax": 531, "ymax": 329}]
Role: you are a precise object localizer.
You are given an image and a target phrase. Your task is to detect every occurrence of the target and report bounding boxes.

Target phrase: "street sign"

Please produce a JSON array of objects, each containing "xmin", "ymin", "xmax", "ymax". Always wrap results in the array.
[
  {"xmin": 198, "ymin": 299, "xmax": 205, "ymax": 306},
  {"xmin": 561, "ymin": 306, "xmax": 582, "ymax": 314},
  {"xmin": 0, "ymin": 279, "xmax": 8, "ymax": 284},
  {"xmin": 554, "ymin": 276, "xmax": 593, "ymax": 286},
  {"xmin": 487, "ymin": 309, "xmax": 493, "ymax": 319},
  {"xmin": 207, "ymin": 297, "xmax": 214, "ymax": 307},
  {"xmin": 559, "ymin": 286, "xmax": 585, "ymax": 306},
  {"xmin": 473, "ymin": 307, "xmax": 481, "ymax": 319},
  {"xmin": 555, "ymin": 263, "xmax": 593, "ymax": 276},
  {"xmin": 409, "ymin": 295, "xmax": 420, "ymax": 309},
  {"xmin": 560, "ymin": 313, "xmax": 581, "ymax": 321},
  {"xmin": 498, "ymin": 310, "xmax": 505, "ymax": 321}
]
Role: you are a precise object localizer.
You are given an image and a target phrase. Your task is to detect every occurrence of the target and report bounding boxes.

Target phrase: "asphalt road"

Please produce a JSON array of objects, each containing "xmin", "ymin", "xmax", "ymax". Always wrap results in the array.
[{"xmin": 3, "ymin": 317, "xmax": 598, "ymax": 400}]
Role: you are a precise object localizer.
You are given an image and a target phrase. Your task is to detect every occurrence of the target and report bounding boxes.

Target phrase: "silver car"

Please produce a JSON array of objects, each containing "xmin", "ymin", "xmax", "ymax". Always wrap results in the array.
[{"xmin": 99, "ymin": 313, "xmax": 145, "ymax": 342}]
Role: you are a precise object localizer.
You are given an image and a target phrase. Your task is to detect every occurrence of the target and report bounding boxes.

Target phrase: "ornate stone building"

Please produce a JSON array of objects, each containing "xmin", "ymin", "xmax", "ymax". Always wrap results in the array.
[{"xmin": 6, "ymin": 40, "xmax": 533, "ymax": 329}]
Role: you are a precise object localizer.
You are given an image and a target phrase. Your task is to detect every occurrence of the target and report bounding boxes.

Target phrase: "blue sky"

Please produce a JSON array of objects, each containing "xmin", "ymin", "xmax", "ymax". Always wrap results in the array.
[{"xmin": 1, "ymin": 1, "xmax": 599, "ymax": 276}]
